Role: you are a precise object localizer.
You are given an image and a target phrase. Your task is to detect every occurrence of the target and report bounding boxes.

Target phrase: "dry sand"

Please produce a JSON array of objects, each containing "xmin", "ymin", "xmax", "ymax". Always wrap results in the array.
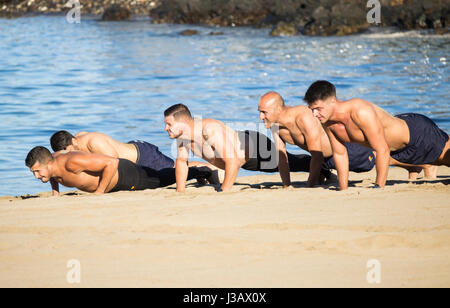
[{"xmin": 0, "ymin": 166, "xmax": 449, "ymax": 288}]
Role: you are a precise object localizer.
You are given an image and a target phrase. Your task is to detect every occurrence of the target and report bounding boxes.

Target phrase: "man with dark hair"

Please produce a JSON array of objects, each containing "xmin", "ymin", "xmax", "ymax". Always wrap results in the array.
[
  {"xmin": 50, "ymin": 131, "xmax": 175, "ymax": 171},
  {"xmin": 163, "ymin": 104, "xmax": 333, "ymax": 193},
  {"xmin": 303, "ymin": 81, "xmax": 337, "ymax": 106},
  {"xmin": 305, "ymin": 80, "xmax": 449, "ymax": 190},
  {"xmin": 163, "ymin": 104, "xmax": 192, "ymax": 119},
  {"xmin": 50, "ymin": 131, "xmax": 75, "ymax": 152},
  {"xmin": 258, "ymin": 92, "xmax": 376, "ymax": 188},
  {"xmin": 25, "ymin": 146, "xmax": 212, "ymax": 195}
]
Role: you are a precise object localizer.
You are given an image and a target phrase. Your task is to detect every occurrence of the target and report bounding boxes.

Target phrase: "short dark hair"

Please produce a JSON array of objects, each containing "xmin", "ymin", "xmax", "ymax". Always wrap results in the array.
[
  {"xmin": 164, "ymin": 104, "xmax": 192, "ymax": 120},
  {"xmin": 304, "ymin": 80, "xmax": 337, "ymax": 105},
  {"xmin": 50, "ymin": 130, "xmax": 75, "ymax": 152},
  {"xmin": 25, "ymin": 146, "xmax": 53, "ymax": 168}
]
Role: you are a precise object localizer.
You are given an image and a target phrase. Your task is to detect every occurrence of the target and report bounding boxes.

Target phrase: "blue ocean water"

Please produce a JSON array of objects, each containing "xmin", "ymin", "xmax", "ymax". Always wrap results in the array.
[{"xmin": 0, "ymin": 16, "xmax": 448, "ymax": 196}]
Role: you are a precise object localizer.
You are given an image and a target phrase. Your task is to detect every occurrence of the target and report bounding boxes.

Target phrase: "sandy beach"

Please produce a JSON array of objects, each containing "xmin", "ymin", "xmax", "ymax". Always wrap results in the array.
[{"xmin": 0, "ymin": 166, "xmax": 449, "ymax": 288}]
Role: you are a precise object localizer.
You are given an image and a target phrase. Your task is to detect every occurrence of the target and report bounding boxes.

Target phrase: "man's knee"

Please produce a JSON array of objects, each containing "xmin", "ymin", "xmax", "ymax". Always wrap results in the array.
[{"xmin": 437, "ymin": 139, "xmax": 450, "ymax": 166}]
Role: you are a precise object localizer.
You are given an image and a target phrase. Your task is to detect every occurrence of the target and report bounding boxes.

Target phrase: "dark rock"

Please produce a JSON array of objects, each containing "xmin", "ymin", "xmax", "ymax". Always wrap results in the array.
[
  {"xmin": 209, "ymin": 31, "xmax": 224, "ymax": 36},
  {"xmin": 270, "ymin": 21, "xmax": 298, "ymax": 36},
  {"xmin": 312, "ymin": 6, "xmax": 329, "ymax": 23},
  {"xmin": 303, "ymin": 0, "xmax": 369, "ymax": 36},
  {"xmin": 150, "ymin": 0, "xmax": 270, "ymax": 26},
  {"xmin": 0, "ymin": 0, "xmax": 18, "ymax": 4},
  {"xmin": 180, "ymin": 29, "xmax": 200, "ymax": 36},
  {"xmin": 434, "ymin": 27, "xmax": 449, "ymax": 35},
  {"xmin": 149, "ymin": 0, "xmax": 449, "ymax": 36},
  {"xmin": 102, "ymin": 5, "xmax": 131, "ymax": 21}
]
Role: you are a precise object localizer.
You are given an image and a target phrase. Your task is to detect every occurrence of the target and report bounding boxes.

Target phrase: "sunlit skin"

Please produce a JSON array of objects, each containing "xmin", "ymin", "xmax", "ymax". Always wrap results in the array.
[
  {"xmin": 258, "ymin": 92, "xmax": 330, "ymax": 188},
  {"xmin": 65, "ymin": 132, "xmax": 139, "ymax": 163},
  {"xmin": 29, "ymin": 151, "xmax": 120, "ymax": 196},
  {"xmin": 164, "ymin": 115, "xmax": 245, "ymax": 193},
  {"xmin": 308, "ymin": 97, "xmax": 445, "ymax": 190}
]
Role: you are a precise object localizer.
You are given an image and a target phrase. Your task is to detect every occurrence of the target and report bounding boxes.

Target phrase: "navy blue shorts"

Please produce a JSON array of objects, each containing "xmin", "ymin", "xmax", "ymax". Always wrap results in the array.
[
  {"xmin": 391, "ymin": 113, "xmax": 449, "ymax": 165},
  {"xmin": 324, "ymin": 143, "xmax": 376, "ymax": 173},
  {"xmin": 128, "ymin": 140, "xmax": 175, "ymax": 171}
]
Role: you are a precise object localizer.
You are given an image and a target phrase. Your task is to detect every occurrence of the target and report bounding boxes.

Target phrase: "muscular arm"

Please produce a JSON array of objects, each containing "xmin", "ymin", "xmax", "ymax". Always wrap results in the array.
[
  {"xmin": 298, "ymin": 114, "xmax": 324, "ymax": 187},
  {"xmin": 65, "ymin": 153, "xmax": 118, "ymax": 194},
  {"xmin": 353, "ymin": 108, "xmax": 390, "ymax": 188},
  {"xmin": 175, "ymin": 142, "xmax": 190, "ymax": 193},
  {"xmin": 272, "ymin": 127, "xmax": 291, "ymax": 188},
  {"xmin": 86, "ymin": 137, "xmax": 120, "ymax": 158},
  {"xmin": 326, "ymin": 127, "xmax": 349, "ymax": 190},
  {"xmin": 204, "ymin": 126, "xmax": 240, "ymax": 192}
]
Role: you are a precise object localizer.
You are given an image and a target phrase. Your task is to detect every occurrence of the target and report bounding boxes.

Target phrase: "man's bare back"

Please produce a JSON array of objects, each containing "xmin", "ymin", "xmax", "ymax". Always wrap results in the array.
[{"xmin": 74, "ymin": 132, "xmax": 138, "ymax": 163}]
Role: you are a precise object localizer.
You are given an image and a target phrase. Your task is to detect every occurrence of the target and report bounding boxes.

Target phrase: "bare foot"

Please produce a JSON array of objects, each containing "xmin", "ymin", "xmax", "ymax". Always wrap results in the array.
[
  {"xmin": 408, "ymin": 171, "xmax": 420, "ymax": 181},
  {"xmin": 406, "ymin": 166, "xmax": 422, "ymax": 181},
  {"xmin": 423, "ymin": 165, "xmax": 438, "ymax": 179}
]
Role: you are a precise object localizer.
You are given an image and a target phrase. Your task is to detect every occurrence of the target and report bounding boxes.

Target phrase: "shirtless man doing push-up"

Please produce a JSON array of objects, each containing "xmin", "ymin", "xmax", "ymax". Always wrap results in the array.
[
  {"xmin": 50, "ymin": 131, "xmax": 175, "ymax": 171},
  {"xmin": 26, "ymin": 146, "xmax": 212, "ymax": 195},
  {"xmin": 305, "ymin": 80, "xmax": 449, "ymax": 190}
]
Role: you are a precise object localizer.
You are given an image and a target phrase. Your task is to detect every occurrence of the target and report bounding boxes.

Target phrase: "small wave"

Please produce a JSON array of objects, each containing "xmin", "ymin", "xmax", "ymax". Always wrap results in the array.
[
  {"xmin": 43, "ymin": 101, "xmax": 66, "ymax": 106},
  {"xmin": 360, "ymin": 29, "xmax": 450, "ymax": 39}
]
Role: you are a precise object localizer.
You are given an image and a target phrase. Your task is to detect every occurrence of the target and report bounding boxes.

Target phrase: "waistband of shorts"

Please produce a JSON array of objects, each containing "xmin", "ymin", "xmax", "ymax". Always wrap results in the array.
[{"xmin": 127, "ymin": 141, "xmax": 141, "ymax": 164}]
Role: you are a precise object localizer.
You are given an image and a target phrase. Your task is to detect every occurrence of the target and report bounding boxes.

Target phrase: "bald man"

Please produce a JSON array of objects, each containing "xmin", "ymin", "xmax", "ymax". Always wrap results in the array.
[{"xmin": 259, "ymin": 92, "xmax": 378, "ymax": 188}]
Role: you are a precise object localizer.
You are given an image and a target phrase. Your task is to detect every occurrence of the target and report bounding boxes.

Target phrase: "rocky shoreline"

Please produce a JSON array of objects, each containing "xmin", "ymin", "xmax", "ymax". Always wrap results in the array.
[
  {"xmin": 1, "ymin": 0, "xmax": 449, "ymax": 36},
  {"xmin": 0, "ymin": 0, "xmax": 161, "ymax": 18}
]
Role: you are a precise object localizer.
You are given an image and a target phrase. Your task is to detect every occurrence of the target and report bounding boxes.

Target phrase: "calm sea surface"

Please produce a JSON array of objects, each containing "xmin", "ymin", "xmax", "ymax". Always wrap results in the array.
[{"xmin": 0, "ymin": 16, "xmax": 448, "ymax": 196}]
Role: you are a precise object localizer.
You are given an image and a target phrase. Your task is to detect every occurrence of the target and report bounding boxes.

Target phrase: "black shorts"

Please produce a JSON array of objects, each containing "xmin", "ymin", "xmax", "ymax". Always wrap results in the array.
[
  {"xmin": 390, "ymin": 113, "xmax": 448, "ymax": 165},
  {"xmin": 239, "ymin": 131, "xmax": 331, "ymax": 177},
  {"xmin": 323, "ymin": 143, "xmax": 376, "ymax": 173},
  {"xmin": 110, "ymin": 159, "xmax": 211, "ymax": 193}
]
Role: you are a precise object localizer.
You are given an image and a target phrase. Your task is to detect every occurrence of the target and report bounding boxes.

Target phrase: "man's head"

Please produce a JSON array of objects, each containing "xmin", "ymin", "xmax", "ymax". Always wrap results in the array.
[
  {"xmin": 25, "ymin": 146, "xmax": 54, "ymax": 183},
  {"xmin": 258, "ymin": 92, "xmax": 285, "ymax": 128},
  {"xmin": 164, "ymin": 104, "xmax": 193, "ymax": 139},
  {"xmin": 50, "ymin": 130, "xmax": 77, "ymax": 152},
  {"xmin": 304, "ymin": 80, "xmax": 337, "ymax": 123}
]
